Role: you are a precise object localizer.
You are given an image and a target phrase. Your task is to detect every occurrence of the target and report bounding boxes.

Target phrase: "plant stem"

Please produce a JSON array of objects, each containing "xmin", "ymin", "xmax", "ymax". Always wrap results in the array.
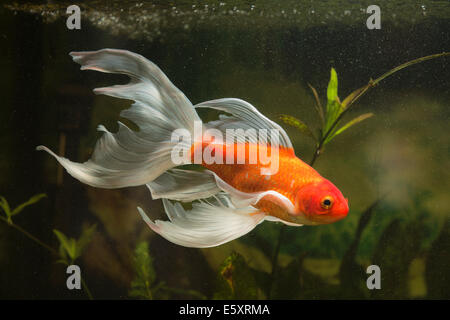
[
  {"xmin": 269, "ymin": 139, "xmax": 324, "ymax": 298},
  {"xmin": 81, "ymin": 277, "xmax": 94, "ymax": 300},
  {"xmin": 268, "ymin": 222, "xmax": 285, "ymax": 297},
  {"xmin": 372, "ymin": 52, "xmax": 450, "ymax": 87},
  {"xmin": 145, "ymin": 280, "xmax": 153, "ymax": 300},
  {"xmin": 0, "ymin": 215, "xmax": 94, "ymax": 300},
  {"xmin": 0, "ymin": 215, "xmax": 58, "ymax": 255},
  {"xmin": 340, "ymin": 52, "xmax": 450, "ymax": 121},
  {"xmin": 308, "ymin": 144, "xmax": 322, "ymax": 168}
]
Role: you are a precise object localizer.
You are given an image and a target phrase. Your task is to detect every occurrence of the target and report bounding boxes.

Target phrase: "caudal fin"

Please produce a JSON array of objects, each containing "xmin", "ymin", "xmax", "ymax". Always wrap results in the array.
[{"xmin": 37, "ymin": 49, "xmax": 200, "ymax": 188}]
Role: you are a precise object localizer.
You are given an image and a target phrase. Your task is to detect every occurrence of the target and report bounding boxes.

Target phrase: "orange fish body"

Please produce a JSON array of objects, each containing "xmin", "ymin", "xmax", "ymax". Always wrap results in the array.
[{"xmin": 192, "ymin": 142, "xmax": 349, "ymax": 226}]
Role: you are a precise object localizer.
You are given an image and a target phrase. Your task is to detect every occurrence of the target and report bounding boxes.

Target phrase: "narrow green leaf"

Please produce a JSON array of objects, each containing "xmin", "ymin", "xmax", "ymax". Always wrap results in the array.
[
  {"xmin": 327, "ymin": 68, "xmax": 338, "ymax": 103},
  {"xmin": 55, "ymin": 259, "xmax": 68, "ymax": 265},
  {"xmin": 372, "ymin": 52, "xmax": 450, "ymax": 87},
  {"xmin": 54, "ymin": 225, "xmax": 96, "ymax": 264},
  {"xmin": 57, "ymin": 245, "xmax": 68, "ymax": 264},
  {"xmin": 0, "ymin": 196, "xmax": 12, "ymax": 222},
  {"xmin": 341, "ymin": 84, "xmax": 370, "ymax": 110},
  {"xmin": 69, "ymin": 238, "xmax": 77, "ymax": 261},
  {"xmin": 333, "ymin": 113, "xmax": 374, "ymax": 137},
  {"xmin": 324, "ymin": 113, "xmax": 374, "ymax": 144},
  {"xmin": 75, "ymin": 224, "xmax": 97, "ymax": 260},
  {"xmin": 11, "ymin": 193, "xmax": 46, "ymax": 216},
  {"xmin": 53, "ymin": 229, "xmax": 76, "ymax": 262},
  {"xmin": 324, "ymin": 99, "xmax": 342, "ymax": 135},
  {"xmin": 324, "ymin": 68, "xmax": 344, "ymax": 134},
  {"xmin": 307, "ymin": 83, "xmax": 325, "ymax": 125},
  {"xmin": 341, "ymin": 52, "xmax": 450, "ymax": 111},
  {"xmin": 53, "ymin": 229, "xmax": 69, "ymax": 248},
  {"xmin": 279, "ymin": 114, "xmax": 317, "ymax": 141}
]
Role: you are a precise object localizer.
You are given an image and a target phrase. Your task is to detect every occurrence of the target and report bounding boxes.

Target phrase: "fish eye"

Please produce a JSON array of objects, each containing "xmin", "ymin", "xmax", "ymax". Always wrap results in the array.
[{"xmin": 320, "ymin": 196, "xmax": 334, "ymax": 210}]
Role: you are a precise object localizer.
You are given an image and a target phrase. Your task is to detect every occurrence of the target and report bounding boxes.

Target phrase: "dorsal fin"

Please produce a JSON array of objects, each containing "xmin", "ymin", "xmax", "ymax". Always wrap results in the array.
[{"xmin": 195, "ymin": 98, "xmax": 294, "ymax": 151}]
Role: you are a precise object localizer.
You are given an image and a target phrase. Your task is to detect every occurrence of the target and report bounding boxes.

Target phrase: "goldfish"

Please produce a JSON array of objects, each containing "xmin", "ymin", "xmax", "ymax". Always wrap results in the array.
[{"xmin": 37, "ymin": 49, "xmax": 348, "ymax": 248}]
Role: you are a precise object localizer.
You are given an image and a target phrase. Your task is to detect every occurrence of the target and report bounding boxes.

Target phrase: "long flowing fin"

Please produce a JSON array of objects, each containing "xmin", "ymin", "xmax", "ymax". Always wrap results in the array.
[
  {"xmin": 196, "ymin": 98, "xmax": 293, "ymax": 149},
  {"xmin": 147, "ymin": 169, "xmax": 221, "ymax": 202},
  {"xmin": 37, "ymin": 49, "xmax": 199, "ymax": 188},
  {"xmin": 138, "ymin": 194, "xmax": 266, "ymax": 248},
  {"xmin": 264, "ymin": 215, "xmax": 303, "ymax": 227}
]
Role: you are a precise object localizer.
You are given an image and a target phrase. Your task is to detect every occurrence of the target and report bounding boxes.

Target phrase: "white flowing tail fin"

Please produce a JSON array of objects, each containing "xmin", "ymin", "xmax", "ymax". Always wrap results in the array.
[{"xmin": 37, "ymin": 49, "xmax": 200, "ymax": 188}]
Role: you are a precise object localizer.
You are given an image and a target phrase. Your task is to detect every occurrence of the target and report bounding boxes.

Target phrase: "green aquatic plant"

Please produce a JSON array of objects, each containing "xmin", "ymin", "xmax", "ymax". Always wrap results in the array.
[
  {"xmin": 0, "ymin": 193, "xmax": 54, "ymax": 252},
  {"xmin": 214, "ymin": 252, "xmax": 260, "ymax": 299},
  {"xmin": 0, "ymin": 193, "xmax": 46, "ymax": 225},
  {"xmin": 0, "ymin": 193, "xmax": 95, "ymax": 299},
  {"xmin": 338, "ymin": 197, "xmax": 384, "ymax": 298},
  {"xmin": 281, "ymin": 52, "xmax": 450, "ymax": 158},
  {"xmin": 371, "ymin": 219, "xmax": 424, "ymax": 299},
  {"xmin": 273, "ymin": 52, "xmax": 450, "ymax": 297},
  {"xmin": 215, "ymin": 199, "xmax": 384, "ymax": 299},
  {"xmin": 129, "ymin": 241, "xmax": 206, "ymax": 300},
  {"xmin": 53, "ymin": 225, "xmax": 97, "ymax": 300},
  {"xmin": 129, "ymin": 241, "xmax": 158, "ymax": 299},
  {"xmin": 53, "ymin": 224, "xmax": 97, "ymax": 265}
]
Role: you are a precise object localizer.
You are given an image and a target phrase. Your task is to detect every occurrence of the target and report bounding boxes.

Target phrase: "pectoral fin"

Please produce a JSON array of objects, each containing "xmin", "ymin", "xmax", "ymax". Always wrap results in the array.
[
  {"xmin": 209, "ymin": 171, "xmax": 297, "ymax": 214},
  {"xmin": 147, "ymin": 169, "xmax": 221, "ymax": 202}
]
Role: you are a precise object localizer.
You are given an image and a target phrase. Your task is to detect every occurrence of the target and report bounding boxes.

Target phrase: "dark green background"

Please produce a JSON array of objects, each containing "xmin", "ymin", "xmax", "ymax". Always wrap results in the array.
[{"xmin": 0, "ymin": 1, "xmax": 448, "ymax": 299}]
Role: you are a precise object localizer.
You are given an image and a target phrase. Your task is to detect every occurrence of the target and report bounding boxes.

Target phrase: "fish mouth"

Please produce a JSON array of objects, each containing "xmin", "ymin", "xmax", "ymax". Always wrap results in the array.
[
  {"xmin": 334, "ymin": 199, "xmax": 349, "ymax": 217},
  {"xmin": 326, "ymin": 200, "xmax": 349, "ymax": 223}
]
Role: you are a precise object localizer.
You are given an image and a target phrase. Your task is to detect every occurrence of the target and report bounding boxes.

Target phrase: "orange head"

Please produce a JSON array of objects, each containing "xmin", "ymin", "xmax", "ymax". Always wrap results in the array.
[{"xmin": 295, "ymin": 179, "xmax": 349, "ymax": 225}]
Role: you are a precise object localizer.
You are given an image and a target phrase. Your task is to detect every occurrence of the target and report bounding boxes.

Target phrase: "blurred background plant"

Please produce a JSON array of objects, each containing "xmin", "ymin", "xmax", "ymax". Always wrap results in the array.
[
  {"xmin": 270, "ymin": 54, "xmax": 449, "ymax": 298},
  {"xmin": 128, "ymin": 241, "xmax": 206, "ymax": 300},
  {"xmin": 0, "ymin": 193, "xmax": 96, "ymax": 299}
]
